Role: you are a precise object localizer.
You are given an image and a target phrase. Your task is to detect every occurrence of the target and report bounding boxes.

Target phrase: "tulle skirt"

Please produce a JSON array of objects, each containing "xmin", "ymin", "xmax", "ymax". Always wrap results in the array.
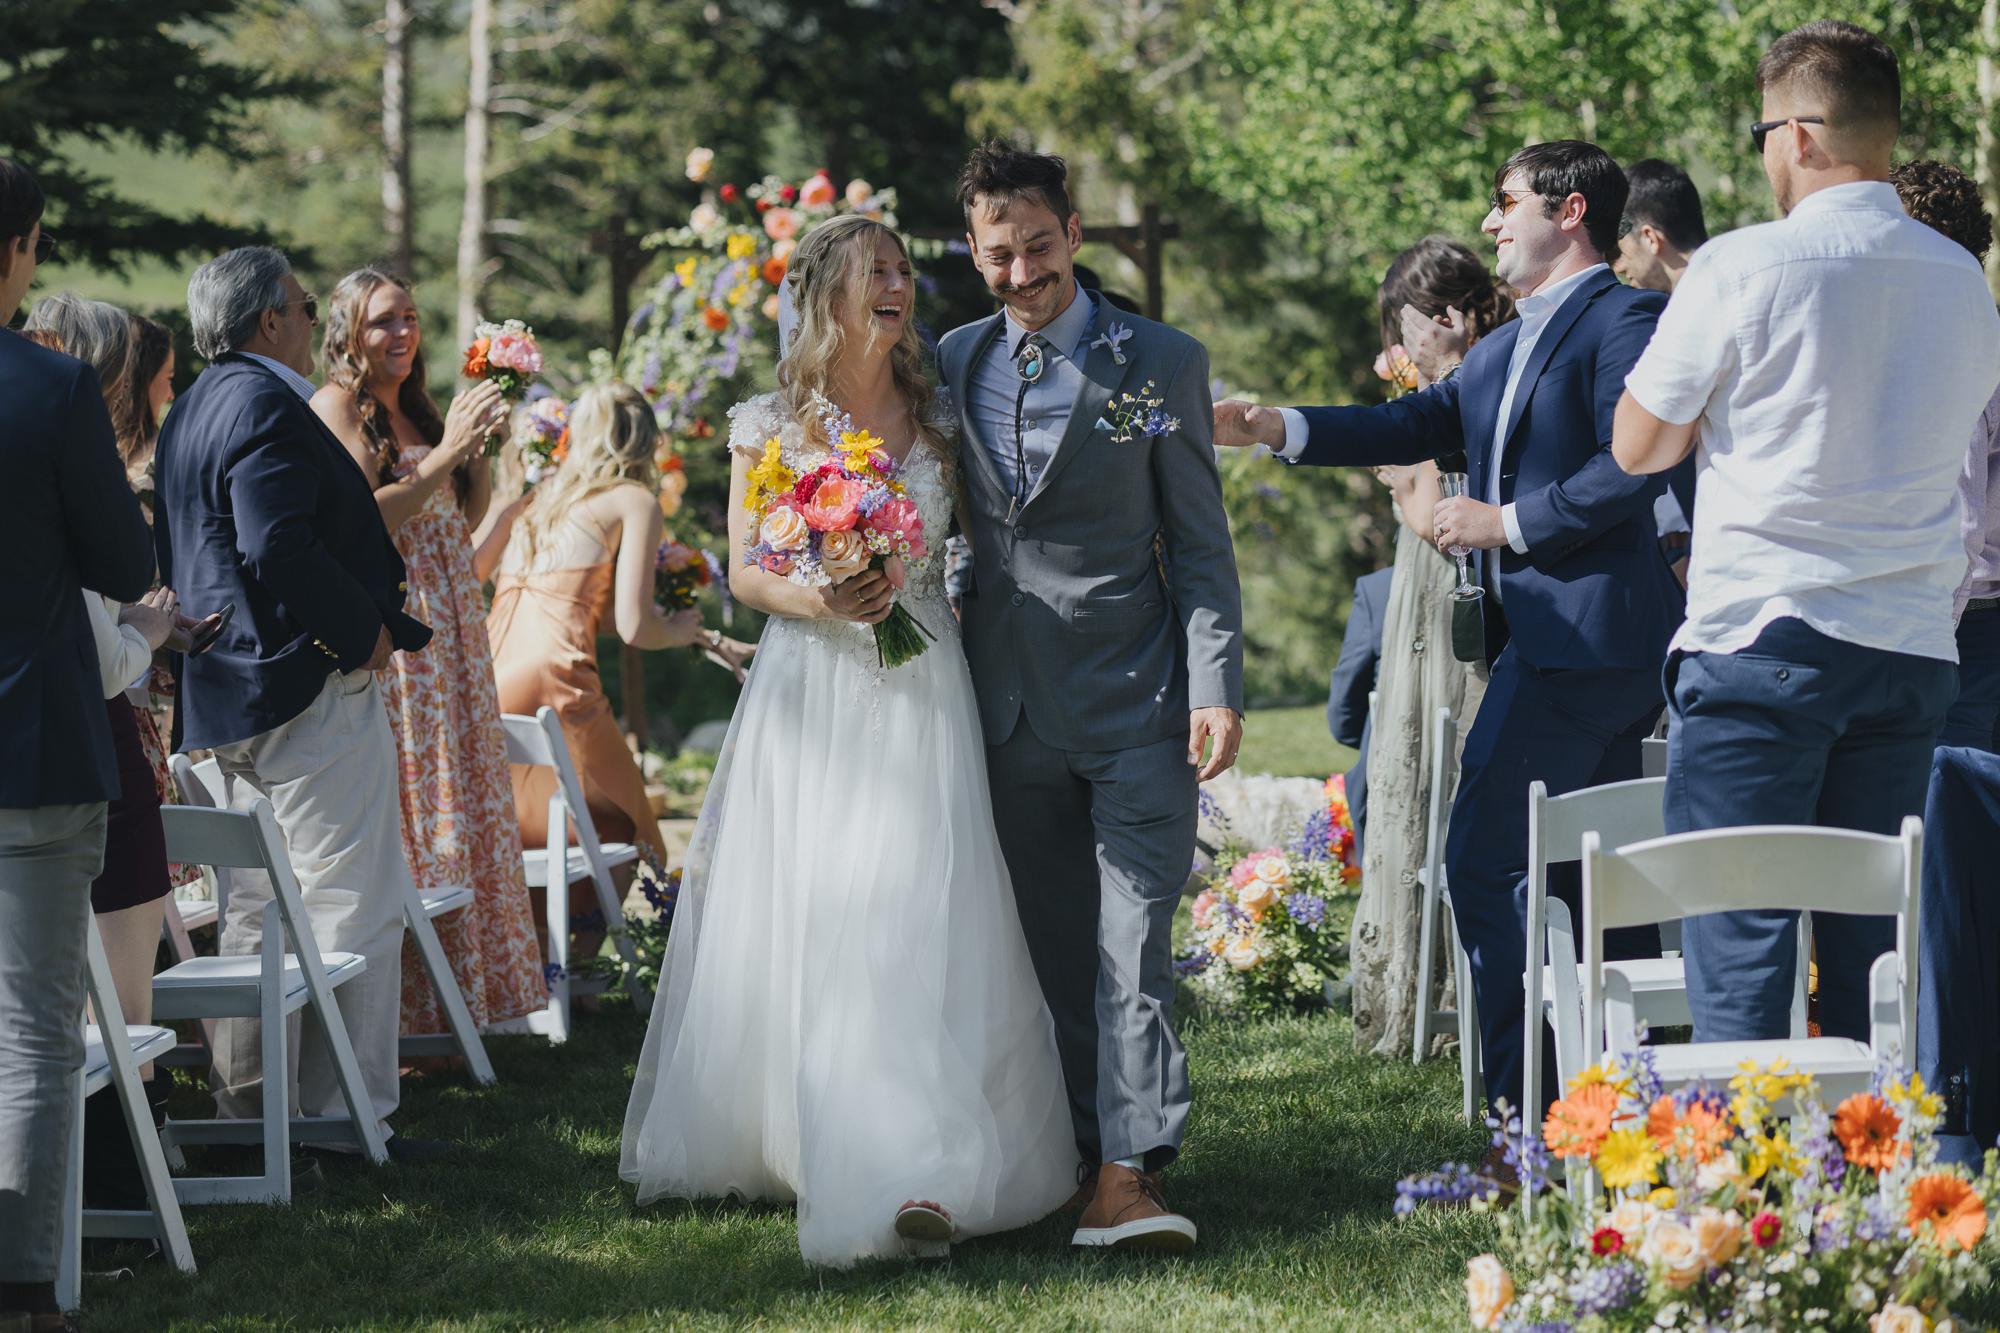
[{"xmin": 619, "ymin": 603, "xmax": 1076, "ymax": 1266}]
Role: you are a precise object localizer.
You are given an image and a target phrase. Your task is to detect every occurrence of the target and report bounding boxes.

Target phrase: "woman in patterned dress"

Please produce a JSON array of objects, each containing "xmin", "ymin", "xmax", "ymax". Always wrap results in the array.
[{"xmin": 310, "ymin": 269, "xmax": 546, "ymax": 1037}]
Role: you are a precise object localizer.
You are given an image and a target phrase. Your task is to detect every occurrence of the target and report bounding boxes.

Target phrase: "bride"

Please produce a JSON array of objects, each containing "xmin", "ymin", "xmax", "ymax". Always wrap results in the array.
[{"xmin": 619, "ymin": 214, "xmax": 1076, "ymax": 1264}]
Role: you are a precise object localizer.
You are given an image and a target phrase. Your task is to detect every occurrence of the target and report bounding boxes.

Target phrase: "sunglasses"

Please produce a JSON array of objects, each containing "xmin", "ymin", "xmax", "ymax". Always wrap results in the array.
[
  {"xmin": 1750, "ymin": 115, "xmax": 1825, "ymax": 153},
  {"xmin": 1489, "ymin": 189, "xmax": 1535, "ymax": 219},
  {"xmin": 32, "ymin": 228, "xmax": 56, "ymax": 264},
  {"xmin": 277, "ymin": 294, "xmax": 320, "ymax": 325}
]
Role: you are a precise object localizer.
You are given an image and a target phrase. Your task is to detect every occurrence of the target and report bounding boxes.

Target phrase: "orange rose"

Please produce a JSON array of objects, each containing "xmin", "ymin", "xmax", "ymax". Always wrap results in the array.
[
  {"xmin": 762, "ymin": 255, "xmax": 788, "ymax": 286},
  {"xmin": 1907, "ymin": 1172, "xmax": 1987, "ymax": 1251},
  {"xmin": 702, "ymin": 305, "xmax": 729, "ymax": 332},
  {"xmin": 462, "ymin": 336, "xmax": 491, "ymax": 377}
]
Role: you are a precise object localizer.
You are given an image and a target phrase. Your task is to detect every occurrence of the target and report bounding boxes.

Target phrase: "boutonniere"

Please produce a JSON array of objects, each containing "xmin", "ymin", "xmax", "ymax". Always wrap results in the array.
[
  {"xmin": 1097, "ymin": 380, "xmax": 1179, "ymax": 443},
  {"xmin": 1090, "ymin": 321, "xmax": 1134, "ymax": 366}
]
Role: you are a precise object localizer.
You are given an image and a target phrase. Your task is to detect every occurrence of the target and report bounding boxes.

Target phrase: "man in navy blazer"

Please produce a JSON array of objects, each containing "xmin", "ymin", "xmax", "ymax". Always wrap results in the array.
[
  {"xmin": 155, "ymin": 246, "xmax": 434, "ymax": 1159},
  {"xmin": 1328, "ymin": 566, "xmax": 1392, "ymax": 854},
  {"xmin": 0, "ymin": 158, "xmax": 157, "ymax": 1325},
  {"xmin": 1218, "ymin": 142, "xmax": 1682, "ymax": 1137}
]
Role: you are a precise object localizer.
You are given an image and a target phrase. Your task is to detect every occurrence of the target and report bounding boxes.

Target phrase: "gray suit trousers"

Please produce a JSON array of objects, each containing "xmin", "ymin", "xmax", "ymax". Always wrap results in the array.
[
  {"xmin": 0, "ymin": 802, "xmax": 106, "ymax": 1282},
  {"xmin": 986, "ymin": 720, "xmax": 1195, "ymax": 1168}
]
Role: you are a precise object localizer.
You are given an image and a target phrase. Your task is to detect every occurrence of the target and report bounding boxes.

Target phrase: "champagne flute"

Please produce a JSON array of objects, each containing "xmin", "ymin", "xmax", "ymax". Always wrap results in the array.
[{"xmin": 1438, "ymin": 471, "xmax": 1484, "ymax": 603}]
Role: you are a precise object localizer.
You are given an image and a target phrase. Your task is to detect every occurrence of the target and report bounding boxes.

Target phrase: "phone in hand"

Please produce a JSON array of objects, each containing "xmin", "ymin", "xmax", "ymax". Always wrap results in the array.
[{"xmin": 187, "ymin": 602, "xmax": 235, "ymax": 655}]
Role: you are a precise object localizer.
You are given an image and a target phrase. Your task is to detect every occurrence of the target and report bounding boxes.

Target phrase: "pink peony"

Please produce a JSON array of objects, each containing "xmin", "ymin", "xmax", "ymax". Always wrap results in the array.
[
  {"xmin": 862, "ymin": 496, "xmax": 927, "ymax": 558},
  {"xmin": 763, "ymin": 207, "xmax": 800, "ymax": 242},
  {"xmin": 801, "ymin": 478, "xmax": 863, "ymax": 532},
  {"xmin": 1191, "ymin": 890, "xmax": 1216, "ymax": 929},
  {"xmin": 799, "ymin": 172, "xmax": 836, "ymax": 209},
  {"xmin": 1228, "ymin": 860, "xmax": 1257, "ymax": 889},
  {"xmin": 488, "ymin": 332, "xmax": 543, "ymax": 375}
]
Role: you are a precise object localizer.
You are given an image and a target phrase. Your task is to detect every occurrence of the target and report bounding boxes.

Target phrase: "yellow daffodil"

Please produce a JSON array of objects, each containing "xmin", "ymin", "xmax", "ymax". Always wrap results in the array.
[
  {"xmin": 744, "ymin": 436, "xmax": 794, "ymax": 509},
  {"xmin": 1648, "ymin": 1187, "xmax": 1677, "ymax": 1209},
  {"xmin": 1567, "ymin": 1062, "xmax": 1634, "ymax": 1099},
  {"xmin": 725, "ymin": 232, "xmax": 758, "ymax": 261},
  {"xmin": 836, "ymin": 428, "xmax": 885, "ymax": 470},
  {"xmin": 1744, "ymin": 1130, "xmax": 1802, "ymax": 1182},
  {"xmin": 674, "ymin": 257, "xmax": 699, "ymax": 286},
  {"xmin": 1595, "ymin": 1128, "xmax": 1663, "ymax": 1190},
  {"xmin": 1887, "ymin": 1074, "xmax": 1946, "ymax": 1121}
]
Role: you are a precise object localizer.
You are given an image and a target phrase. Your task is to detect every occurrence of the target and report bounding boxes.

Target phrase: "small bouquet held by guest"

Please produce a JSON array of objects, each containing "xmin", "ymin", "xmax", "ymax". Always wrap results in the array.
[
  {"xmin": 654, "ymin": 539, "xmax": 712, "ymax": 612},
  {"xmin": 740, "ymin": 393, "xmax": 934, "ymax": 668},
  {"xmin": 517, "ymin": 394, "xmax": 569, "ymax": 487},
  {"xmin": 463, "ymin": 318, "xmax": 544, "ymax": 453}
]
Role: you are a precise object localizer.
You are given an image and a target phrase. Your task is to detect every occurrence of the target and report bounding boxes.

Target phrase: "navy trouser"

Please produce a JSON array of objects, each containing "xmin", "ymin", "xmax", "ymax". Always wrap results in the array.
[
  {"xmin": 1939, "ymin": 606, "xmax": 2000, "ymax": 751},
  {"xmin": 1916, "ymin": 747, "xmax": 2000, "ymax": 1165},
  {"xmin": 1668, "ymin": 617, "xmax": 1957, "ymax": 1044},
  {"xmin": 1443, "ymin": 644, "xmax": 1664, "ymax": 1120}
]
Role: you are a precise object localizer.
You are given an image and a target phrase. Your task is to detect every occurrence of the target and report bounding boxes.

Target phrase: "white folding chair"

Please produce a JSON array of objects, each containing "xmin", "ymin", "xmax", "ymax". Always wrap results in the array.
[
  {"xmin": 1524, "ymin": 777, "xmax": 1680, "ymax": 1115},
  {"xmin": 57, "ymin": 919, "xmax": 196, "ymax": 1313},
  {"xmin": 152, "ymin": 801, "xmax": 387, "ymax": 1202},
  {"xmin": 1411, "ymin": 705, "xmax": 1481, "ymax": 1122},
  {"xmin": 172, "ymin": 755, "xmax": 494, "ymax": 1086},
  {"xmin": 1582, "ymin": 818, "xmax": 1920, "ymax": 1106},
  {"xmin": 499, "ymin": 707, "xmax": 646, "ymax": 1044}
]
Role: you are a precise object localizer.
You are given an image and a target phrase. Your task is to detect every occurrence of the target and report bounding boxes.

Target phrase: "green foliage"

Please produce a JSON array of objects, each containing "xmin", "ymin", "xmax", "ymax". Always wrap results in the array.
[{"xmin": 0, "ymin": 0, "xmax": 290, "ymax": 279}]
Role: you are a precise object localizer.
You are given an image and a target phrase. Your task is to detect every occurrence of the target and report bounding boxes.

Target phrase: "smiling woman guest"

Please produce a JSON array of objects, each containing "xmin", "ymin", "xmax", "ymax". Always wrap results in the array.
[{"xmin": 310, "ymin": 270, "xmax": 547, "ymax": 1041}]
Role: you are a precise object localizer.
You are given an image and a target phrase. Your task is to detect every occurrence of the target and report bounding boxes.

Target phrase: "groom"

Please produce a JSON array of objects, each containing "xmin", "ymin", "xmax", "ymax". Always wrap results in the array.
[{"xmin": 940, "ymin": 141, "xmax": 1243, "ymax": 1253}]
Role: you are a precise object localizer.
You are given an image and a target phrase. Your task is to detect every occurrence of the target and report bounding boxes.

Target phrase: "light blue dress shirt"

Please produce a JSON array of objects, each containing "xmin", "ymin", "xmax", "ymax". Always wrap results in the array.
[{"xmin": 964, "ymin": 288, "xmax": 1097, "ymax": 509}]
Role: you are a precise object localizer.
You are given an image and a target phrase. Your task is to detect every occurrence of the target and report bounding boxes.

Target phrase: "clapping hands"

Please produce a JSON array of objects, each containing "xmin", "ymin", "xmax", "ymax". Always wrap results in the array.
[{"xmin": 1397, "ymin": 303, "xmax": 1472, "ymax": 386}]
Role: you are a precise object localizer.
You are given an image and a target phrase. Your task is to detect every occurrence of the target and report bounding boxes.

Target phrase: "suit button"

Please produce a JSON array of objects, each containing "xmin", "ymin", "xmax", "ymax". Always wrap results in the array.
[
  {"xmin": 1010, "ymin": 592, "xmax": 1025, "ymax": 607},
  {"xmin": 398, "ymin": 581, "xmax": 408, "ymax": 592},
  {"xmin": 1014, "ymin": 523, "xmax": 1026, "ymax": 538}
]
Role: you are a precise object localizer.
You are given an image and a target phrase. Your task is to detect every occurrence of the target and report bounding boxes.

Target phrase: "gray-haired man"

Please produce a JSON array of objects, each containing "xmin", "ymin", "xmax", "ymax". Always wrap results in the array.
[{"xmin": 940, "ymin": 141, "xmax": 1244, "ymax": 1252}]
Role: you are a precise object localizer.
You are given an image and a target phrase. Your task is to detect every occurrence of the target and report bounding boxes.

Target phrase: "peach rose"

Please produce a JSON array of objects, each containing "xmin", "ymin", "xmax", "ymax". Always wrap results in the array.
[
  {"xmin": 1871, "ymin": 1304, "xmax": 1926, "ymax": 1333},
  {"xmin": 1605, "ymin": 1199, "xmax": 1656, "ymax": 1239},
  {"xmin": 760, "ymin": 505, "xmax": 811, "ymax": 552},
  {"xmin": 1641, "ymin": 1216, "xmax": 1706, "ymax": 1290},
  {"xmin": 684, "ymin": 146, "xmax": 714, "ymax": 182},
  {"xmin": 800, "ymin": 172, "xmax": 836, "ymax": 209},
  {"xmin": 1237, "ymin": 879, "xmax": 1279, "ymax": 919},
  {"xmin": 1464, "ymin": 1255, "xmax": 1513, "ymax": 1331},
  {"xmin": 1221, "ymin": 933, "xmax": 1267, "ymax": 972},
  {"xmin": 689, "ymin": 202, "xmax": 719, "ymax": 233},
  {"xmin": 845, "ymin": 177, "xmax": 874, "ymax": 209},
  {"xmin": 1691, "ymin": 1206, "xmax": 1744, "ymax": 1267},
  {"xmin": 1251, "ymin": 852, "xmax": 1291, "ymax": 892},
  {"xmin": 763, "ymin": 207, "xmax": 800, "ymax": 241},
  {"xmin": 819, "ymin": 527, "xmax": 870, "ymax": 582}
]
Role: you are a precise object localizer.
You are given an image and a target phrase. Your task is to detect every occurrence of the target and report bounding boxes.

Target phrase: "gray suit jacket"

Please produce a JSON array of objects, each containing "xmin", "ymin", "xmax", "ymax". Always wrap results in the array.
[{"xmin": 938, "ymin": 296, "xmax": 1243, "ymax": 751}]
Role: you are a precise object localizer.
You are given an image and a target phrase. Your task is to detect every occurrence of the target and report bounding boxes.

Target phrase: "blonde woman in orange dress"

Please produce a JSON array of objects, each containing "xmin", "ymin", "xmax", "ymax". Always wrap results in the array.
[{"xmin": 310, "ymin": 269, "xmax": 547, "ymax": 1037}]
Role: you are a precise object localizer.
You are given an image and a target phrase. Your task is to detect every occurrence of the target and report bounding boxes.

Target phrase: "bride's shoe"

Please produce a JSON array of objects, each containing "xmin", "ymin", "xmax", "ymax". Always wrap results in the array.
[{"xmin": 894, "ymin": 1200, "xmax": 953, "ymax": 1259}]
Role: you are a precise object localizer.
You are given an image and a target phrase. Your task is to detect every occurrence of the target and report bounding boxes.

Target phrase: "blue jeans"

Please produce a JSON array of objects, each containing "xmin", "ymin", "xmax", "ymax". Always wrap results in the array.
[
  {"xmin": 1668, "ymin": 617, "xmax": 1957, "ymax": 1043},
  {"xmin": 1939, "ymin": 606, "xmax": 2000, "ymax": 751}
]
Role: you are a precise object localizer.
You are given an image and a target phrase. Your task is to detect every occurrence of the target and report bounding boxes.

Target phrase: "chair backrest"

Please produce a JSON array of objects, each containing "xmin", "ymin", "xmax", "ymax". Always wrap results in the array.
[
  {"xmin": 1582, "ymin": 817, "xmax": 1921, "ymax": 1057},
  {"xmin": 1532, "ymin": 777, "xmax": 1666, "ymax": 867},
  {"xmin": 169, "ymin": 754, "xmax": 227, "ymax": 809},
  {"xmin": 501, "ymin": 707, "xmax": 620, "ymax": 877},
  {"xmin": 160, "ymin": 802, "xmax": 287, "ymax": 875}
]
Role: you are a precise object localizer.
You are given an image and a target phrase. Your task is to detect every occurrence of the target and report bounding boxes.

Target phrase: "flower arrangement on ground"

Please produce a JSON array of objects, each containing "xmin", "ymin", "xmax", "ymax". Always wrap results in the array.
[
  {"xmin": 1175, "ymin": 782, "xmax": 1360, "ymax": 1017},
  {"xmin": 1399, "ymin": 1050, "xmax": 2000, "ymax": 1331},
  {"xmin": 588, "ymin": 853, "xmax": 679, "ymax": 996},
  {"xmin": 738, "ymin": 394, "xmax": 932, "ymax": 668}
]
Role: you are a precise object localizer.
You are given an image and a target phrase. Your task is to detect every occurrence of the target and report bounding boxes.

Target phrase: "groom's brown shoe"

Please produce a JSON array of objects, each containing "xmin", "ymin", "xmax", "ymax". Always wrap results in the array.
[
  {"xmin": 1066, "ymin": 1162, "xmax": 1163, "ymax": 1213},
  {"xmin": 1071, "ymin": 1164, "xmax": 1196, "ymax": 1253}
]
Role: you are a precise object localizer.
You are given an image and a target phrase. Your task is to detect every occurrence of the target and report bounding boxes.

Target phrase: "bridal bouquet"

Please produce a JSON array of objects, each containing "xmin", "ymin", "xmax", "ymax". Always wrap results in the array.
[
  {"xmin": 1405, "ymin": 1051, "xmax": 2000, "ymax": 1332},
  {"xmin": 517, "ymin": 393, "xmax": 569, "ymax": 487},
  {"xmin": 739, "ymin": 396, "xmax": 933, "ymax": 668},
  {"xmin": 654, "ymin": 539, "xmax": 712, "ymax": 612}
]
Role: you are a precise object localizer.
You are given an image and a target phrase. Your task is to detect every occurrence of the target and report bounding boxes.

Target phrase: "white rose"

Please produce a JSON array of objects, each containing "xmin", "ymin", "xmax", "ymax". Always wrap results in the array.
[
  {"xmin": 1464, "ymin": 1254, "xmax": 1513, "ymax": 1331},
  {"xmin": 1691, "ymin": 1207, "xmax": 1744, "ymax": 1267},
  {"xmin": 1849, "ymin": 1282, "xmax": 1878, "ymax": 1312},
  {"xmin": 1252, "ymin": 853, "xmax": 1292, "ymax": 891},
  {"xmin": 685, "ymin": 146, "xmax": 715, "ymax": 182},
  {"xmin": 1696, "ymin": 1153, "xmax": 1749, "ymax": 1197},
  {"xmin": 761, "ymin": 506, "xmax": 811, "ymax": 552},
  {"xmin": 688, "ymin": 202, "xmax": 720, "ymax": 233},
  {"xmin": 1641, "ymin": 1216, "xmax": 1707, "ymax": 1291},
  {"xmin": 1221, "ymin": 934, "xmax": 1267, "ymax": 973},
  {"xmin": 1871, "ymin": 1303, "xmax": 1926, "ymax": 1333},
  {"xmin": 1606, "ymin": 1199, "xmax": 1657, "ymax": 1239},
  {"xmin": 1237, "ymin": 879, "xmax": 1279, "ymax": 919},
  {"xmin": 819, "ymin": 528, "xmax": 869, "ymax": 582}
]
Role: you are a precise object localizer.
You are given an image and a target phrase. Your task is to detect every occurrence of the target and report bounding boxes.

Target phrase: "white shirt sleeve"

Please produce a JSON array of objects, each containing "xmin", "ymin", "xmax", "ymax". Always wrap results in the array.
[
  {"xmin": 1275, "ymin": 407, "xmax": 1309, "ymax": 461},
  {"xmin": 1501, "ymin": 502, "xmax": 1528, "ymax": 554},
  {"xmin": 84, "ymin": 593, "xmax": 154, "ymax": 700},
  {"xmin": 1622, "ymin": 251, "xmax": 1737, "ymax": 427}
]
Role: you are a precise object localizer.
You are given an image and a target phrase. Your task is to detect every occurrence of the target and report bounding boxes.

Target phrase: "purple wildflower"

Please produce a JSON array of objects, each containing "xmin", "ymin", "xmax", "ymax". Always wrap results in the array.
[
  {"xmin": 1486, "ymin": 1098, "xmax": 1552, "ymax": 1197},
  {"xmin": 1289, "ymin": 808, "xmax": 1333, "ymax": 863},
  {"xmin": 1392, "ymin": 1162, "xmax": 1496, "ymax": 1215},
  {"xmin": 1856, "ymin": 1193, "xmax": 1898, "ymax": 1242},
  {"xmin": 1628, "ymin": 1047, "xmax": 1663, "ymax": 1105},
  {"xmin": 1283, "ymin": 892, "xmax": 1327, "ymax": 931},
  {"xmin": 543, "ymin": 961, "xmax": 567, "ymax": 992},
  {"xmin": 1814, "ymin": 1206, "xmax": 1852, "ymax": 1253},
  {"xmin": 1173, "ymin": 952, "xmax": 1211, "ymax": 978},
  {"xmin": 1568, "ymin": 1261, "xmax": 1642, "ymax": 1316}
]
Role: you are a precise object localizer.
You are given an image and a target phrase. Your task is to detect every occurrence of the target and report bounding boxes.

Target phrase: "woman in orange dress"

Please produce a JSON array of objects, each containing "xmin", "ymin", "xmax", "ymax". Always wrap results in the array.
[
  {"xmin": 311, "ymin": 269, "xmax": 546, "ymax": 1036},
  {"xmin": 478, "ymin": 384, "xmax": 749, "ymax": 963}
]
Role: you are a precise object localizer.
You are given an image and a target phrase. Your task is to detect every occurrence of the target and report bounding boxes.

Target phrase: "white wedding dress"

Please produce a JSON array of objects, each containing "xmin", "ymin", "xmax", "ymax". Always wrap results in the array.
[{"xmin": 619, "ymin": 393, "xmax": 1076, "ymax": 1266}]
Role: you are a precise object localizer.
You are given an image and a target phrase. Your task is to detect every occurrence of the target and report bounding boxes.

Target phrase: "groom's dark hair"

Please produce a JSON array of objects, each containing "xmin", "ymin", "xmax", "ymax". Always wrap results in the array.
[
  {"xmin": 0, "ymin": 157, "xmax": 44, "ymax": 247},
  {"xmin": 957, "ymin": 140, "xmax": 1075, "ymax": 228},
  {"xmin": 1496, "ymin": 140, "xmax": 1629, "ymax": 260}
]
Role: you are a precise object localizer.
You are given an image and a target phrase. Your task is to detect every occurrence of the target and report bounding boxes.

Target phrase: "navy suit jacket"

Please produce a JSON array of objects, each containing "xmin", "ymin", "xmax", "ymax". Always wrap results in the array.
[
  {"xmin": 154, "ymin": 354, "xmax": 431, "ymax": 751},
  {"xmin": 0, "ymin": 330, "xmax": 155, "ymax": 807},
  {"xmin": 1327, "ymin": 566, "xmax": 1390, "ymax": 747},
  {"xmin": 1292, "ymin": 269, "xmax": 1680, "ymax": 673}
]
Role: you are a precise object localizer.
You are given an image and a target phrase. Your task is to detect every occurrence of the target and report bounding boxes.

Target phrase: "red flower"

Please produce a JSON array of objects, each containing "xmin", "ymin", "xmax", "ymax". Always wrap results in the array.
[
  {"xmin": 792, "ymin": 472, "xmax": 824, "ymax": 503},
  {"xmin": 1590, "ymin": 1227, "xmax": 1624, "ymax": 1256},
  {"xmin": 701, "ymin": 306, "xmax": 728, "ymax": 332},
  {"xmin": 756, "ymin": 198, "xmax": 773, "ymax": 213},
  {"xmin": 719, "ymin": 183, "xmax": 739, "ymax": 203},
  {"xmin": 1750, "ymin": 1212, "xmax": 1782, "ymax": 1248}
]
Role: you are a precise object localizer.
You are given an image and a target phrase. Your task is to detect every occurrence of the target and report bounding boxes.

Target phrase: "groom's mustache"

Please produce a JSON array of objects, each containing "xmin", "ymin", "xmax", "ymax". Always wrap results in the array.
[{"xmin": 997, "ymin": 275, "xmax": 1057, "ymax": 300}]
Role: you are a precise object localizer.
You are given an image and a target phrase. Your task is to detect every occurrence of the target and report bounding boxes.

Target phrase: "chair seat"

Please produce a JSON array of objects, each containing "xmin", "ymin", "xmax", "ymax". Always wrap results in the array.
[
  {"xmin": 82, "ymin": 1025, "xmax": 178, "ymax": 1096},
  {"xmin": 1644, "ymin": 1036, "xmax": 1877, "ymax": 1093},
  {"xmin": 1555, "ymin": 957, "xmax": 1692, "ymax": 1027},
  {"xmin": 176, "ymin": 898, "xmax": 218, "ymax": 932},
  {"xmin": 520, "ymin": 842, "xmax": 637, "ymax": 888},
  {"xmin": 420, "ymin": 886, "xmax": 475, "ymax": 919},
  {"xmin": 152, "ymin": 952, "xmax": 365, "ymax": 1019}
]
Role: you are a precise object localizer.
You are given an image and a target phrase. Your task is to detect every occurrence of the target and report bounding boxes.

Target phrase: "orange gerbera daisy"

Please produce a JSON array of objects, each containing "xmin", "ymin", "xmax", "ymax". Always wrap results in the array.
[
  {"xmin": 462, "ymin": 336, "xmax": 490, "ymax": 378},
  {"xmin": 1544, "ymin": 1082, "xmax": 1622, "ymax": 1159},
  {"xmin": 1907, "ymin": 1172, "xmax": 1987, "ymax": 1252},
  {"xmin": 1832, "ymin": 1093, "xmax": 1907, "ymax": 1172},
  {"xmin": 1646, "ymin": 1095, "xmax": 1731, "ymax": 1164}
]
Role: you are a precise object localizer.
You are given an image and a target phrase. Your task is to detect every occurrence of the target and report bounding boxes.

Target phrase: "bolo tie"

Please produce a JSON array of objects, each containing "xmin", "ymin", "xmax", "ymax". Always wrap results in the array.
[{"xmin": 1008, "ymin": 333, "xmax": 1048, "ymax": 524}]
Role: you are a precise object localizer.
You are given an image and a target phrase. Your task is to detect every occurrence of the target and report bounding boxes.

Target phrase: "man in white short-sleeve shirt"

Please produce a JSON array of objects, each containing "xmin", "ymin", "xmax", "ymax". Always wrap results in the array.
[{"xmin": 1613, "ymin": 19, "xmax": 2000, "ymax": 1046}]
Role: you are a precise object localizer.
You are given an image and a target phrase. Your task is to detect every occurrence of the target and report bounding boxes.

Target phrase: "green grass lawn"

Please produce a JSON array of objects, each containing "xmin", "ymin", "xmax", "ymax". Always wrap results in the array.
[
  {"xmin": 89, "ymin": 1005, "xmax": 1493, "ymax": 1331},
  {"xmin": 1239, "ymin": 704, "xmax": 1356, "ymax": 780}
]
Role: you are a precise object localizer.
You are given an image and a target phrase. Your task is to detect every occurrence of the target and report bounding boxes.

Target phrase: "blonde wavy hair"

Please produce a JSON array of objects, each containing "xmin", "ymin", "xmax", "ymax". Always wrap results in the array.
[
  {"xmin": 775, "ymin": 214, "xmax": 945, "ymax": 463},
  {"xmin": 514, "ymin": 382, "xmax": 659, "ymax": 569}
]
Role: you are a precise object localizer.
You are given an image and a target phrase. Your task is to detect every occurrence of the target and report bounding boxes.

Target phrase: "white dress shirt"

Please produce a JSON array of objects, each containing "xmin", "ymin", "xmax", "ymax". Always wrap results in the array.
[
  {"xmin": 1624, "ymin": 180, "xmax": 2000, "ymax": 662},
  {"xmin": 1955, "ymin": 383, "xmax": 2000, "ymax": 620},
  {"xmin": 1275, "ymin": 262, "xmax": 1611, "ymax": 556},
  {"xmin": 239, "ymin": 351, "xmax": 318, "ymax": 402}
]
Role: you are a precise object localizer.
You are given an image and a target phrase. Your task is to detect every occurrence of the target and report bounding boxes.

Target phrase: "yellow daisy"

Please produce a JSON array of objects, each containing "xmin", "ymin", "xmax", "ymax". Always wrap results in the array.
[{"xmin": 1595, "ymin": 1128, "xmax": 1663, "ymax": 1190}]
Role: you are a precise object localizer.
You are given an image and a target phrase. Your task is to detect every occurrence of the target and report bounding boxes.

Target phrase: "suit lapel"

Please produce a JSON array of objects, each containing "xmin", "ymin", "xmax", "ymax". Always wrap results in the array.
[
  {"xmin": 951, "ymin": 316, "xmax": 1009, "ymax": 504},
  {"xmin": 1494, "ymin": 268, "xmax": 1614, "ymax": 478},
  {"xmin": 1459, "ymin": 325, "xmax": 1514, "ymax": 502},
  {"xmin": 1024, "ymin": 314, "xmax": 1133, "ymax": 509}
]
